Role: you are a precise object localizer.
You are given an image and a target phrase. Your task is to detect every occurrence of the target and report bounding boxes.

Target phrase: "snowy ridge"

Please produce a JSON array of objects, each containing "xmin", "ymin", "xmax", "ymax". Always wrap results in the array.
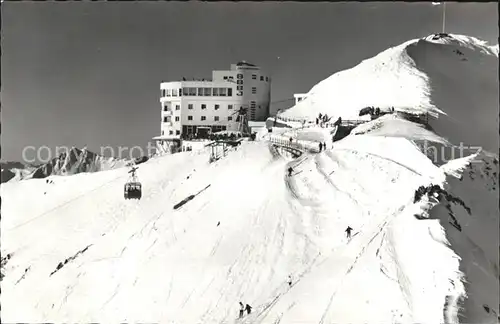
[
  {"xmin": 439, "ymin": 153, "xmax": 481, "ymax": 179},
  {"xmin": 27, "ymin": 147, "xmax": 129, "ymax": 180},
  {"xmin": 423, "ymin": 33, "xmax": 499, "ymax": 56},
  {"xmin": 279, "ymin": 37, "xmax": 440, "ymax": 121},
  {"xmin": 351, "ymin": 113, "xmax": 450, "ymax": 145}
]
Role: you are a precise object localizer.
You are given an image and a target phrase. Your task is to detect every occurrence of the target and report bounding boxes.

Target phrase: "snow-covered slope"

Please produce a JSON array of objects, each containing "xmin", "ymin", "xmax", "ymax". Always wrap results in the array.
[
  {"xmin": 0, "ymin": 137, "xmax": 473, "ymax": 323},
  {"xmin": 279, "ymin": 37, "xmax": 441, "ymax": 120},
  {"xmin": 431, "ymin": 153, "xmax": 499, "ymax": 323}
]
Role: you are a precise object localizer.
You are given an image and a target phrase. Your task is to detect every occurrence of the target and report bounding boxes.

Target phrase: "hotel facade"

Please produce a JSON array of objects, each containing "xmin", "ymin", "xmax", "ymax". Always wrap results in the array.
[{"xmin": 153, "ymin": 62, "xmax": 271, "ymax": 153}]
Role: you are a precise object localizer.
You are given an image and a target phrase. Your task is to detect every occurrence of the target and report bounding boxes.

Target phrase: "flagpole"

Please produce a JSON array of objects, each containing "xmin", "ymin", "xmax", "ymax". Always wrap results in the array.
[{"xmin": 442, "ymin": 2, "xmax": 446, "ymax": 33}]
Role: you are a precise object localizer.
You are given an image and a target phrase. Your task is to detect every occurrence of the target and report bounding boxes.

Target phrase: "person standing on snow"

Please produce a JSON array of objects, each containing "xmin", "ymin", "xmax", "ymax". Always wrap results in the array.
[
  {"xmin": 239, "ymin": 302, "xmax": 245, "ymax": 318},
  {"xmin": 245, "ymin": 304, "xmax": 252, "ymax": 315},
  {"xmin": 345, "ymin": 226, "xmax": 353, "ymax": 239},
  {"xmin": 318, "ymin": 142, "xmax": 323, "ymax": 152},
  {"xmin": 288, "ymin": 166, "xmax": 294, "ymax": 177},
  {"xmin": 288, "ymin": 275, "xmax": 293, "ymax": 287}
]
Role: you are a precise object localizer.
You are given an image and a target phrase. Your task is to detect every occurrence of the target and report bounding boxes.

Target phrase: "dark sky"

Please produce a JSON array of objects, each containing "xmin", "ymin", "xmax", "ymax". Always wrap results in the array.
[{"xmin": 2, "ymin": 2, "xmax": 497, "ymax": 162}]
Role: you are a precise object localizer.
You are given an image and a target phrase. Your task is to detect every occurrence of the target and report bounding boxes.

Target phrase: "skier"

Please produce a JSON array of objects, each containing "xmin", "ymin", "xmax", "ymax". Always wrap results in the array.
[
  {"xmin": 217, "ymin": 221, "xmax": 220, "ymax": 227},
  {"xmin": 345, "ymin": 226, "xmax": 353, "ymax": 240},
  {"xmin": 288, "ymin": 166, "xmax": 294, "ymax": 177},
  {"xmin": 288, "ymin": 275, "xmax": 292, "ymax": 287},
  {"xmin": 239, "ymin": 302, "xmax": 245, "ymax": 318},
  {"xmin": 316, "ymin": 118, "xmax": 319, "ymax": 125},
  {"xmin": 289, "ymin": 137, "xmax": 293, "ymax": 145},
  {"xmin": 318, "ymin": 142, "xmax": 323, "ymax": 152},
  {"xmin": 245, "ymin": 304, "xmax": 252, "ymax": 315},
  {"xmin": 323, "ymin": 142, "xmax": 327, "ymax": 151}
]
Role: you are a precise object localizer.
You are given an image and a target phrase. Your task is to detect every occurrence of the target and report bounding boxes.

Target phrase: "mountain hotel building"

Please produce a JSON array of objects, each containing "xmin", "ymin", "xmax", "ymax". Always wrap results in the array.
[{"xmin": 153, "ymin": 61, "xmax": 271, "ymax": 154}]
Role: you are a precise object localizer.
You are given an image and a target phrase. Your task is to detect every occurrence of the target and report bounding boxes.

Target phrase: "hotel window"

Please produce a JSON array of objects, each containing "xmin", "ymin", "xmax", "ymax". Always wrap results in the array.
[
  {"xmin": 176, "ymin": 105, "xmax": 180, "ymax": 110},
  {"xmin": 213, "ymin": 88, "xmax": 219, "ymax": 96},
  {"xmin": 161, "ymin": 89, "xmax": 165, "ymax": 97},
  {"xmin": 237, "ymin": 80, "xmax": 243, "ymax": 85},
  {"xmin": 214, "ymin": 116, "xmax": 219, "ymax": 121},
  {"xmin": 204, "ymin": 88, "xmax": 211, "ymax": 96},
  {"xmin": 252, "ymin": 87, "xmax": 257, "ymax": 94},
  {"xmin": 176, "ymin": 130, "xmax": 180, "ymax": 135},
  {"xmin": 237, "ymin": 86, "xmax": 243, "ymax": 91},
  {"xmin": 237, "ymin": 91, "xmax": 243, "ymax": 96},
  {"xmin": 172, "ymin": 89, "xmax": 177, "ymax": 96},
  {"xmin": 169, "ymin": 130, "xmax": 173, "ymax": 135},
  {"xmin": 250, "ymin": 101, "xmax": 256, "ymax": 108},
  {"xmin": 162, "ymin": 130, "xmax": 164, "ymax": 135},
  {"xmin": 228, "ymin": 116, "xmax": 233, "ymax": 121},
  {"xmin": 188, "ymin": 104, "xmax": 193, "ymax": 110},
  {"xmin": 201, "ymin": 116, "xmax": 206, "ymax": 121},
  {"xmin": 163, "ymin": 116, "xmax": 170, "ymax": 122},
  {"xmin": 179, "ymin": 88, "xmax": 182, "ymax": 96},
  {"xmin": 167, "ymin": 89, "xmax": 171, "ymax": 96},
  {"xmin": 175, "ymin": 116, "xmax": 180, "ymax": 122},
  {"xmin": 188, "ymin": 115, "xmax": 193, "ymax": 121},
  {"xmin": 223, "ymin": 76, "xmax": 228, "ymax": 80},
  {"xmin": 266, "ymin": 77, "xmax": 269, "ymax": 82},
  {"xmin": 189, "ymin": 88, "xmax": 196, "ymax": 96},
  {"xmin": 228, "ymin": 76, "xmax": 234, "ymax": 80},
  {"xmin": 219, "ymin": 88, "xmax": 227, "ymax": 96},
  {"xmin": 228, "ymin": 104, "xmax": 233, "ymax": 110},
  {"xmin": 215, "ymin": 104, "xmax": 220, "ymax": 110},
  {"xmin": 227, "ymin": 88, "xmax": 233, "ymax": 96},
  {"xmin": 201, "ymin": 104, "xmax": 206, "ymax": 109},
  {"xmin": 183, "ymin": 88, "xmax": 188, "ymax": 96},
  {"xmin": 163, "ymin": 105, "xmax": 168, "ymax": 111},
  {"xmin": 237, "ymin": 74, "xmax": 243, "ymax": 79},
  {"xmin": 260, "ymin": 76, "xmax": 264, "ymax": 81},
  {"xmin": 252, "ymin": 74, "xmax": 257, "ymax": 80},
  {"xmin": 198, "ymin": 88, "xmax": 204, "ymax": 96}
]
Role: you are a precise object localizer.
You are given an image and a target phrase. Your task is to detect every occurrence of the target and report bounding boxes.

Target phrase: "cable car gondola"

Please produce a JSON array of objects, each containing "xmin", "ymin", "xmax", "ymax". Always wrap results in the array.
[{"xmin": 124, "ymin": 166, "xmax": 142, "ymax": 200}]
